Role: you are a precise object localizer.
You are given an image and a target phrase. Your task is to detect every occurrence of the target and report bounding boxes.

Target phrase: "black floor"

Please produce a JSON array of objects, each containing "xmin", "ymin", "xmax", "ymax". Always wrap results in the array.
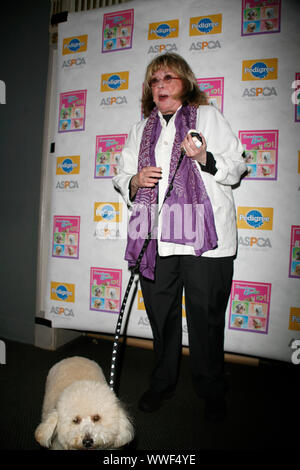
[{"xmin": 0, "ymin": 334, "xmax": 298, "ymax": 454}]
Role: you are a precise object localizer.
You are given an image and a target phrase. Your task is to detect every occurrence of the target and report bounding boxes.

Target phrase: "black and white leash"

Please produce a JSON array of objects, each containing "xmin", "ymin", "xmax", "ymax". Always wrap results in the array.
[{"xmin": 109, "ymin": 232, "xmax": 152, "ymax": 390}]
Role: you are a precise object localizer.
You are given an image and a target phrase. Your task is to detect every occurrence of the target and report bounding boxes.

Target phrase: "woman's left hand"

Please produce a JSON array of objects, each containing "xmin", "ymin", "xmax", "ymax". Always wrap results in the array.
[{"xmin": 182, "ymin": 132, "xmax": 207, "ymax": 166}]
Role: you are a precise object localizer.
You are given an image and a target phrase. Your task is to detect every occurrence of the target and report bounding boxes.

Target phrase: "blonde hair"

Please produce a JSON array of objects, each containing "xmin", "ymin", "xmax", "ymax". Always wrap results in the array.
[{"xmin": 142, "ymin": 52, "xmax": 208, "ymax": 117}]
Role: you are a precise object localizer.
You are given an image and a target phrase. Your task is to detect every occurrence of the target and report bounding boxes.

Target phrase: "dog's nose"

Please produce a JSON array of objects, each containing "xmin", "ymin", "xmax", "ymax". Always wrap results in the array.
[{"xmin": 82, "ymin": 435, "xmax": 94, "ymax": 448}]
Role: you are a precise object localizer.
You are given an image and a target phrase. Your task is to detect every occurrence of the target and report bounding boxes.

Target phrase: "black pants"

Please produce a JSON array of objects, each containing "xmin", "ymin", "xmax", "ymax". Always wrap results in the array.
[{"xmin": 139, "ymin": 254, "xmax": 234, "ymax": 399}]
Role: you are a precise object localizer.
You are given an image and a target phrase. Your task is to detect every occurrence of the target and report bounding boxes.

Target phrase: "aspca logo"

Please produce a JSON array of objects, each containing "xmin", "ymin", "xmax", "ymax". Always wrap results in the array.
[
  {"xmin": 242, "ymin": 59, "xmax": 278, "ymax": 81},
  {"xmin": 62, "ymin": 35, "xmax": 88, "ymax": 55},
  {"xmin": 94, "ymin": 224, "xmax": 120, "ymax": 240},
  {"xmin": 50, "ymin": 306, "xmax": 75, "ymax": 318},
  {"xmin": 62, "ymin": 57, "xmax": 86, "ymax": 69},
  {"xmin": 190, "ymin": 15, "xmax": 222, "ymax": 35},
  {"xmin": 101, "ymin": 72, "xmax": 129, "ymax": 92},
  {"xmin": 56, "ymin": 180, "xmax": 79, "ymax": 190},
  {"xmin": 148, "ymin": 43, "xmax": 178, "ymax": 54},
  {"xmin": 190, "ymin": 40, "xmax": 221, "ymax": 52},
  {"xmin": 138, "ymin": 315, "xmax": 151, "ymax": 328},
  {"xmin": 94, "ymin": 202, "xmax": 122, "ymax": 223},
  {"xmin": 238, "ymin": 236, "xmax": 272, "ymax": 248},
  {"xmin": 242, "ymin": 87, "xmax": 277, "ymax": 99},
  {"xmin": 56, "ymin": 156, "xmax": 80, "ymax": 175},
  {"xmin": 148, "ymin": 20, "xmax": 179, "ymax": 40},
  {"xmin": 50, "ymin": 282, "xmax": 75, "ymax": 302},
  {"xmin": 99, "ymin": 96, "xmax": 128, "ymax": 106},
  {"xmin": 237, "ymin": 207, "xmax": 273, "ymax": 230}
]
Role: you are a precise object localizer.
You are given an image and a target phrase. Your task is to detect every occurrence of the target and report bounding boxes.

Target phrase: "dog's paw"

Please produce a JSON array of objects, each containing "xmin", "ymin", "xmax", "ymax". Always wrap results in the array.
[{"xmin": 35, "ymin": 410, "xmax": 58, "ymax": 448}]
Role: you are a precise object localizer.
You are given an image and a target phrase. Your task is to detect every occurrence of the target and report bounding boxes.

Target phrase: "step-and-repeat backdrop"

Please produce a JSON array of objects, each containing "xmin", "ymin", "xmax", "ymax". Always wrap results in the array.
[{"xmin": 41, "ymin": 0, "xmax": 300, "ymax": 363}]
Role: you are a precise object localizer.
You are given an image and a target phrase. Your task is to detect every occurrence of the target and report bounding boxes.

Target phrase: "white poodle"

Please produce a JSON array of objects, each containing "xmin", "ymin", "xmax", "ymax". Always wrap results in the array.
[{"xmin": 35, "ymin": 356, "xmax": 134, "ymax": 450}]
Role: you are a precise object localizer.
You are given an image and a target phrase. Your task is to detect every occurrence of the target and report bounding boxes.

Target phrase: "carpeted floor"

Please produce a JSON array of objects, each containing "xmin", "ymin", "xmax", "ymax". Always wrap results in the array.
[{"xmin": 0, "ymin": 334, "xmax": 298, "ymax": 452}]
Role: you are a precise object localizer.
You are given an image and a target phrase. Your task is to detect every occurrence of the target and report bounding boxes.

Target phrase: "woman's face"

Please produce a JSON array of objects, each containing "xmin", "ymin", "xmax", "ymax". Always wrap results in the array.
[{"xmin": 150, "ymin": 67, "xmax": 183, "ymax": 114}]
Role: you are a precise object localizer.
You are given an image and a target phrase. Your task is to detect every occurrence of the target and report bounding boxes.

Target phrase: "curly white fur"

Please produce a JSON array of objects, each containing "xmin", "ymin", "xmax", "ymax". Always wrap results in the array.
[{"xmin": 35, "ymin": 356, "xmax": 134, "ymax": 450}]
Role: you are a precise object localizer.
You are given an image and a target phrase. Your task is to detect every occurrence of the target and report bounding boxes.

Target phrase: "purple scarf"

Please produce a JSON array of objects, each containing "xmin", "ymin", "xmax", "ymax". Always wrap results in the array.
[{"xmin": 125, "ymin": 105, "xmax": 218, "ymax": 280}]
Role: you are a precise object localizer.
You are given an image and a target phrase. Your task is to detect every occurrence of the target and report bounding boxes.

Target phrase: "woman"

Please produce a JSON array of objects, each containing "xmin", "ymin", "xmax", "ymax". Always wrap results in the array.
[{"xmin": 113, "ymin": 53, "xmax": 246, "ymax": 421}]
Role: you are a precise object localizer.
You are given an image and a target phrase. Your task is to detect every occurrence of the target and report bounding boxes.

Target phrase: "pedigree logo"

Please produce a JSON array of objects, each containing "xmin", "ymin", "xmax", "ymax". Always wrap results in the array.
[
  {"xmin": 94, "ymin": 202, "xmax": 122, "ymax": 223},
  {"xmin": 242, "ymin": 59, "xmax": 278, "ymax": 81},
  {"xmin": 237, "ymin": 207, "xmax": 273, "ymax": 230},
  {"xmin": 148, "ymin": 20, "xmax": 179, "ymax": 40},
  {"xmin": 56, "ymin": 156, "xmax": 80, "ymax": 175},
  {"xmin": 137, "ymin": 290, "xmax": 145, "ymax": 310},
  {"xmin": 50, "ymin": 282, "xmax": 75, "ymax": 302},
  {"xmin": 101, "ymin": 72, "xmax": 129, "ymax": 92},
  {"xmin": 289, "ymin": 307, "xmax": 300, "ymax": 331},
  {"xmin": 62, "ymin": 35, "xmax": 88, "ymax": 55},
  {"xmin": 189, "ymin": 14, "xmax": 222, "ymax": 35}
]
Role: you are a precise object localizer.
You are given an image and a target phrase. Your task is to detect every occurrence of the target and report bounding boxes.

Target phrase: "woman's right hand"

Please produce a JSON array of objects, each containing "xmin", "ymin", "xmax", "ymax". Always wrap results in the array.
[{"xmin": 130, "ymin": 166, "xmax": 162, "ymax": 199}]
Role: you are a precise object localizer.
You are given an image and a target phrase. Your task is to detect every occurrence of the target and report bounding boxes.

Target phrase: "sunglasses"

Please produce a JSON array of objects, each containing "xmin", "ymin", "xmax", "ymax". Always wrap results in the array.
[{"xmin": 149, "ymin": 74, "xmax": 181, "ymax": 88}]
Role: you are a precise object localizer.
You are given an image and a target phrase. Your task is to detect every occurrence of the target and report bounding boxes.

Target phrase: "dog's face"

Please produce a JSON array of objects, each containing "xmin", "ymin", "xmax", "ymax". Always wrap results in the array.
[
  {"xmin": 233, "ymin": 316, "xmax": 244, "ymax": 328},
  {"xmin": 36, "ymin": 381, "xmax": 134, "ymax": 450}
]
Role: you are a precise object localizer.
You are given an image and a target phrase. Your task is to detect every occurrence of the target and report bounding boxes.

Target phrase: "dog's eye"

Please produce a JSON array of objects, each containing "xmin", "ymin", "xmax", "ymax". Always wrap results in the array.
[
  {"xmin": 72, "ymin": 416, "xmax": 81, "ymax": 424},
  {"xmin": 91, "ymin": 414, "xmax": 101, "ymax": 422}
]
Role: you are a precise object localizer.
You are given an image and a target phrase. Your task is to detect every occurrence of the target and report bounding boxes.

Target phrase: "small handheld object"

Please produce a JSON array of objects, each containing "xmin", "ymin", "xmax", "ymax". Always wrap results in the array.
[{"xmin": 188, "ymin": 129, "xmax": 203, "ymax": 148}]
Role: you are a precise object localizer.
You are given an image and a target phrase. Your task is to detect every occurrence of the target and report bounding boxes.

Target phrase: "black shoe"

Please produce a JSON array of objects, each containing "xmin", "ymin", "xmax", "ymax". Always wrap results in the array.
[
  {"xmin": 204, "ymin": 396, "xmax": 227, "ymax": 423},
  {"xmin": 138, "ymin": 389, "xmax": 173, "ymax": 413}
]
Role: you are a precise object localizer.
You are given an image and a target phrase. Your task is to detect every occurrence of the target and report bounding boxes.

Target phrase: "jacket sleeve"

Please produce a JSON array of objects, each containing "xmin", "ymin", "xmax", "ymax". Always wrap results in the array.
[
  {"xmin": 199, "ymin": 106, "xmax": 247, "ymax": 186},
  {"xmin": 112, "ymin": 123, "xmax": 141, "ymax": 207}
]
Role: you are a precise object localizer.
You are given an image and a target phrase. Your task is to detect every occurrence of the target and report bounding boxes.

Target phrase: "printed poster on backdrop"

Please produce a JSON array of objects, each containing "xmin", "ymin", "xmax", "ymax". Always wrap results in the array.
[
  {"xmin": 58, "ymin": 90, "xmax": 87, "ymax": 132},
  {"xmin": 90, "ymin": 267, "xmax": 122, "ymax": 313},
  {"xmin": 197, "ymin": 78, "xmax": 224, "ymax": 113},
  {"xmin": 239, "ymin": 130, "xmax": 278, "ymax": 180},
  {"xmin": 102, "ymin": 9, "xmax": 134, "ymax": 53},
  {"xmin": 52, "ymin": 215, "xmax": 80, "ymax": 259},
  {"xmin": 94, "ymin": 134, "xmax": 127, "ymax": 179},
  {"xmin": 289, "ymin": 225, "xmax": 300, "ymax": 278},
  {"xmin": 229, "ymin": 280, "xmax": 271, "ymax": 334},
  {"xmin": 241, "ymin": 0, "xmax": 281, "ymax": 36}
]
